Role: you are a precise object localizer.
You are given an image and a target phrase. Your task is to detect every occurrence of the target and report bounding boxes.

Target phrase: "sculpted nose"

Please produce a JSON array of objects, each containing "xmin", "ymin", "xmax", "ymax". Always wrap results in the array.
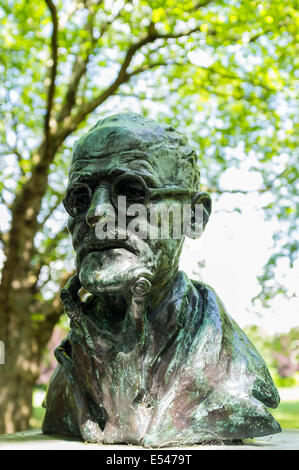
[{"xmin": 85, "ymin": 187, "xmax": 115, "ymax": 227}]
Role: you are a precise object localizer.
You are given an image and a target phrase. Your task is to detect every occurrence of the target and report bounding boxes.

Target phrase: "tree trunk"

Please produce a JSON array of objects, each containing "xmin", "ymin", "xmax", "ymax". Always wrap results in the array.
[
  {"xmin": 0, "ymin": 143, "xmax": 63, "ymax": 433},
  {"xmin": 0, "ymin": 301, "xmax": 38, "ymax": 433},
  {"xmin": 0, "ymin": 289, "xmax": 64, "ymax": 433},
  {"xmin": 0, "ymin": 349, "xmax": 37, "ymax": 433}
]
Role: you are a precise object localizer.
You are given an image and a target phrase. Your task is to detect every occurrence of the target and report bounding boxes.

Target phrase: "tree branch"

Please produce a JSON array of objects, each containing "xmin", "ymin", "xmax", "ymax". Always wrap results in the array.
[
  {"xmin": 127, "ymin": 60, "xmax": 172, "ymax": 78},
  {"xmin": 37, "ymin": 195, "xmax": 64, "ymax": 229},
  {"xmin": 30, "ymin": 226, "xmax": 69, "ymax": 286},
  {"xmin": 191, "ymin": 0, "xmax": 216, "ymax": 11},
  {"xmin": 55, "ymin": 15, "xmax": 279, "ymax": 137},
  {"xmin": 97, "ymin": 0, "xmax": 125, "ymax": 39},
  {"xmin": 57, "ymin": 55, "xmax": 89, "ymax": 124},
  {"xmin": 114, "ymin": 91, "xmax": 165, "ymax": 102},
  {"xmin": 56, "ymin": 4, "xmax": 95, "ymax": 124},
  {"xmin": 55, "ymin": 24, "xmax": 203, "ymax": 143},
  {"xmin": 58, "ymin": 0, "xmax": 82, "ymax": 30},
  {"xmin": 44, "ymin": 0, "xmax": 58, "ymax": 143},
  {"xmin": 0, "ymin": 231, "xmax": 5, "ymax": 246},
  {"xmin": 56, "ymin": 0, "xmax": 126, "ymax": 126}
]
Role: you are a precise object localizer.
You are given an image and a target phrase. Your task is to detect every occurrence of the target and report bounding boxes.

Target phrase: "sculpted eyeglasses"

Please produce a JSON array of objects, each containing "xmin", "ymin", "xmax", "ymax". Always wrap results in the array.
[{"xmin": 63, "ymin": 172, "xmax": 196, "ymax": 219}]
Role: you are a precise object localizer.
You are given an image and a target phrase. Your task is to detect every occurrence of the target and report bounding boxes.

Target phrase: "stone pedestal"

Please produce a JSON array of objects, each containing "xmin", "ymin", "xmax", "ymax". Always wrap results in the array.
[{"xmin": 0, "ymin": 429, "xmax": 298, "ymax": 450}]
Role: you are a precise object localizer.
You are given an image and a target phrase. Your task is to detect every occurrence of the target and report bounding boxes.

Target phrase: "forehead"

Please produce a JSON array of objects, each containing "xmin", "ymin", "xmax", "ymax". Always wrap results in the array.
[
  {"xmin": 72, "ymin": 116, "xmax": 169, "ymax": 160},
  {"xmin": 68, "ymin": 116, "xmax": 198, "ymax": 189},
  {"xmin": 69, "ymin": 152, "xmax": 161, "ymax": 186},
  {"xmin": 70, "ymin": 133, "xmax": 183, "ymax": 187}
]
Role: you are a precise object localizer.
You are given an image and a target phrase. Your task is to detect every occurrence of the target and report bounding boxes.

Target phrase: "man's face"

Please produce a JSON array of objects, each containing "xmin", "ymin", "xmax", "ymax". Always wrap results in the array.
[{"xmin": 66, "ymin": 148, "xmax": 189, "ymax": 296}]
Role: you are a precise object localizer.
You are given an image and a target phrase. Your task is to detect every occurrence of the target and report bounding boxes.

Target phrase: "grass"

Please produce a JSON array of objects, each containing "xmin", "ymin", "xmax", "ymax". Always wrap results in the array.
[
  {"xmin": 30, "ymin": 403, "xmax": 45, "ymax": 429},
  {"xmin": 271, "ymin": 401, "xmax": 299, "ymax": 429},
  {"xmin": 30, "ymin": 389, "xmax": 46, "ymax": 430}
]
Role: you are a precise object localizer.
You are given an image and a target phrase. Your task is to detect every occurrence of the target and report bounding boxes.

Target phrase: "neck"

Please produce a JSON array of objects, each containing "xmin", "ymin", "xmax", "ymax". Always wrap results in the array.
[{"xmin": 148, "ymin": 267, "xmax": 179, "ymax": 312}]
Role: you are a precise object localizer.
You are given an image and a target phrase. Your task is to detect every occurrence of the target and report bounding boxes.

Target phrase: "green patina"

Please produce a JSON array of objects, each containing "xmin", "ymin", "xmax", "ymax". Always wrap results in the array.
[{"xmin": 42, "ymin": 113, "xmax": 280, "ymax": 447}]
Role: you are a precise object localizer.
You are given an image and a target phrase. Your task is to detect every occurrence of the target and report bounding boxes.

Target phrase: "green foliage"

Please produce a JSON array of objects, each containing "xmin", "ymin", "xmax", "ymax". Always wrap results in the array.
[
  {"xmin": 271, "ymin": 401, "xmax": 299, "ymax": 429},
  {"xmin": 0, "ymin": 0, "xmax": 298, "ymax": 303},
  {"xmin": 244, "ymin": 325, "xmax": 299, "ymax": 383},
  {"xmin": 272, "ymin": 372, "xmax": 299, "ymax": 389}
]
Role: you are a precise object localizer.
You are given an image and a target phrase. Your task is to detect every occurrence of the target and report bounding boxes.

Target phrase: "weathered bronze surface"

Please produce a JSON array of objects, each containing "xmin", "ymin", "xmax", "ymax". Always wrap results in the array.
[{"xmin": 42, "ymin": 113, "xmax": 281, "ymax": 447}]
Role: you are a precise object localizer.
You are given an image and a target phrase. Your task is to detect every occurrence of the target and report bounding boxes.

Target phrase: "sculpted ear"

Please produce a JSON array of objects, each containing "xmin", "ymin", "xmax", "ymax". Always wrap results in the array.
[{"xmin": 184, "ymin": 192, "xmax": 212, "ymax": 239}]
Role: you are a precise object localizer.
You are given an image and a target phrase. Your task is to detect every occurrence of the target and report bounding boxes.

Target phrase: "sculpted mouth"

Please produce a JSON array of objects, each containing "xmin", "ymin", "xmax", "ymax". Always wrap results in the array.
[{"xmin": 78, "ymin": 242, "xmax": 138, "ymax": 265}]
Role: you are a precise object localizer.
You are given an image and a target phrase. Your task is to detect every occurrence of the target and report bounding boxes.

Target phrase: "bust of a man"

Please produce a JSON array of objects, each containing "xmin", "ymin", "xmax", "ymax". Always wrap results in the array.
[{"xmin": 42, "ymin": 113, "xmax": 280, "ymax": 447}]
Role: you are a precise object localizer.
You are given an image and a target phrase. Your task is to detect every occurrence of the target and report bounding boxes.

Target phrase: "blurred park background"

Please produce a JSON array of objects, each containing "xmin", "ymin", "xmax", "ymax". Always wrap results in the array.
[{"xmin": 0, "ymin": 0, "xmax": 298, "ymax": 434}]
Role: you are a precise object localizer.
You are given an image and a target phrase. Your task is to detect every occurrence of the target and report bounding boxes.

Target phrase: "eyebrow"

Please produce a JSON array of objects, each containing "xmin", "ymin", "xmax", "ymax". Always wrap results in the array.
[
  {"xmin": 74, "ymin": 149, "xmax": 152, "ymax": 162},
  {"xmin": 75, "ymin": 168, "xmax": 122, "ymax": 183},
  {"xmin": 69, "ymin": 168, "xmax": 159, "ymax": 188}
]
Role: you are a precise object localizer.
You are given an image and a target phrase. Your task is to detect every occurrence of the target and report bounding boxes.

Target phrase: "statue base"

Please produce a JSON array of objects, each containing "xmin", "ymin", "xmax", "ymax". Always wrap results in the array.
[{"xmin": 0, "ymin": 429, "xmax": 298, "ymax": 450}]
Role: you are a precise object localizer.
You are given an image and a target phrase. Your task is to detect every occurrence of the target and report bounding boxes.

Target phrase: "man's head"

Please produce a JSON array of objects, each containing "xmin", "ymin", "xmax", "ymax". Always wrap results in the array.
[{"xmin": 64, "ymin": 113, "xmax": 211, "ymax": 296}]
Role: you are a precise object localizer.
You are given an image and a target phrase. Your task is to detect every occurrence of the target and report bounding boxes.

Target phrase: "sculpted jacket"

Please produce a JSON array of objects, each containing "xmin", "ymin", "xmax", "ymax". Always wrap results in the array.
[{"xmin": 42, "ymin": 271, "xmax": 281, "ymax": 447}]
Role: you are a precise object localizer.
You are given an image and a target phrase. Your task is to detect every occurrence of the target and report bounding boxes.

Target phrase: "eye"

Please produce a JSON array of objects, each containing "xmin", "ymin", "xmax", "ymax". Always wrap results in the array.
[
  {"xmin": 124, "ymin": 181, "xmax": 145, "ymax": 202},
  {"xmin": 65, "ymin": 184, "xmax": 91, "ymax": 218},
  {"xmin": 113, "ymin": 175, "xmax": 146, "ymax": 205}
]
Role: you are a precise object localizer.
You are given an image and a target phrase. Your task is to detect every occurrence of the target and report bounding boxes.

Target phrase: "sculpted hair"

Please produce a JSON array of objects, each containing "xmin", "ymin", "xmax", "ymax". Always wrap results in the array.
[{"xmin": 70, "ymin": 113, "xmax": 200, "ymax": 191}]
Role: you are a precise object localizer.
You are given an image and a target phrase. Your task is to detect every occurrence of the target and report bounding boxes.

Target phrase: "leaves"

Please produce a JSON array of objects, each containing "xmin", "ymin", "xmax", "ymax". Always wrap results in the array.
[{"xmin": 0, "ymin": 0, "xmax": 298, "ymax": 304}]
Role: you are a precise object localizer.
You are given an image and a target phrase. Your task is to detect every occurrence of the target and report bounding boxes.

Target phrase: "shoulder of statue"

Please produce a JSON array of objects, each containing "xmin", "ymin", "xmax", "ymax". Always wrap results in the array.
[
  {"xmin": 190, "ymin": 278, "xmax": 280, "ymax": 409},
  {"xmin": 190, "ymin": 278, "xmax": 224, "ymax": 319}
]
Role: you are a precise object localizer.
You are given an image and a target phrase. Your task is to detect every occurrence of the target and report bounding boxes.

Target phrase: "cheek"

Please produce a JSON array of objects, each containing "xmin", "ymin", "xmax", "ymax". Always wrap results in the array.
[
  {"xmin": 143, "ymin": 200, "xmax": 185, "ymax": 268},
  {"xmin": 67, "ymin": 218, "xmax": 89, "ymax": 250},
  {"xmin": 147, "ymin": 200, "xmax": 185, "ymax": 235},
  {"xmin": 147, "ymin": 238, "xmax": 184, "ymax": 270}
]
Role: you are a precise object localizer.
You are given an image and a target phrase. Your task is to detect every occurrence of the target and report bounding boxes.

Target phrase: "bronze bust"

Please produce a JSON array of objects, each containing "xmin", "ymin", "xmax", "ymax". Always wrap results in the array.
[{"xmin": 42, "ymin": 113, "xmax": 280, "ymax": 447}]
